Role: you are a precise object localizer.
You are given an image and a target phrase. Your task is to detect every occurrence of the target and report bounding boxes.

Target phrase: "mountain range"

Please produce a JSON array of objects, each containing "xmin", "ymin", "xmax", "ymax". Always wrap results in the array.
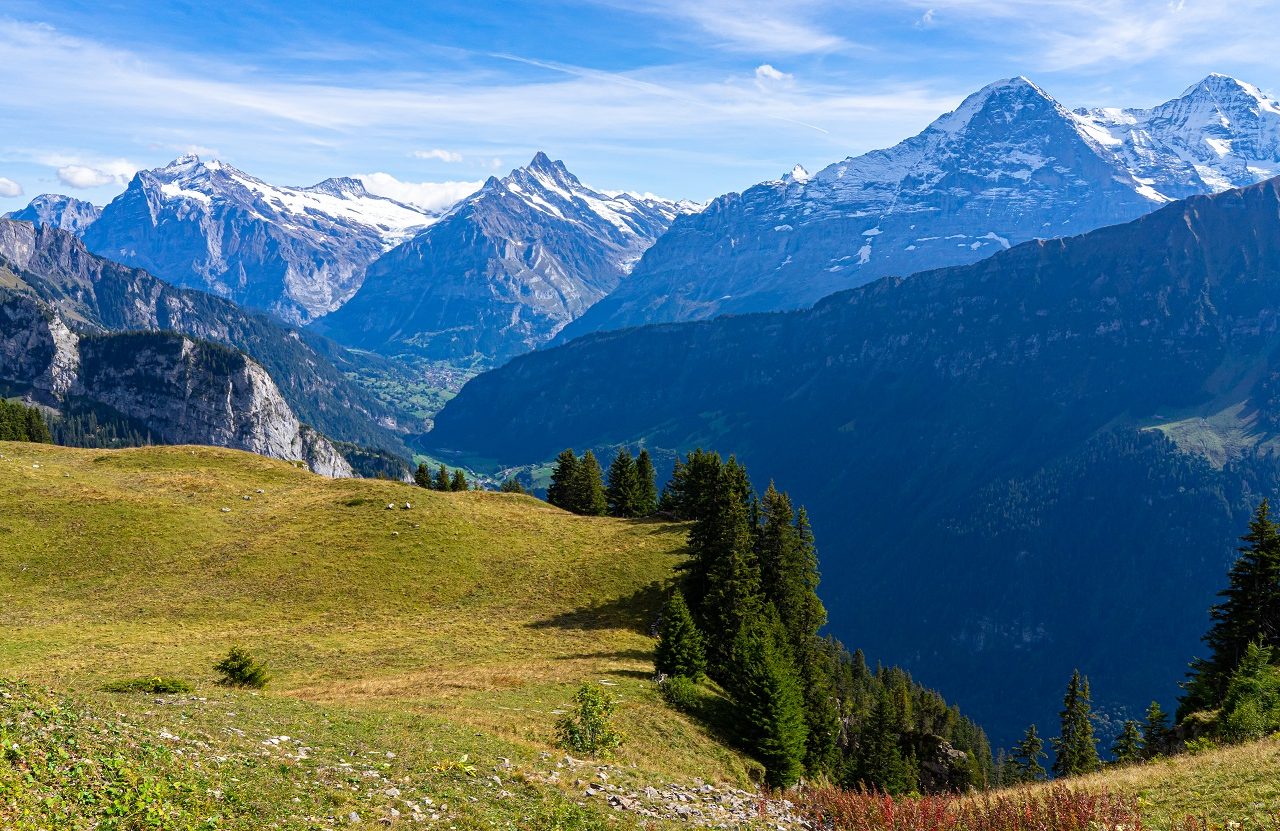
[
  {"xmin": 424, "ymin": 176, "xmax": 1280, "ymax": 747},
  {"xmin": 560, "ymin": 74, "xmax": 1280, "ymax": 340},
  {"xmin": 78, "ymin": 154, "xmax": 438, "ymax": 324},
  {"xmin": 312, "ymin": 152, "xmax": 694, "ymax": 363}
]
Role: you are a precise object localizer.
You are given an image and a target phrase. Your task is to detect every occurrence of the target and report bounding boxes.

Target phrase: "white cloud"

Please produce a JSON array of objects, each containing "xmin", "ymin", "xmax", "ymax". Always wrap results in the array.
[
  {"xmin": 356, "ymin": 172, "xmax": 484, "ymax": 213},
  {"xmin": 412, "ymin": 148, "xmax": 464, "ymax": 163},
  {"xmin": 0, "ymin": 177, "xmax": 23, "ymax": 198},
  {"xmin": 755, "ymin": 64, "xmax": 795, "ymax": 92},
  {"xmin": 57, "ymin": 165, "xmax": 116, "ymax": 188},
  {"xmin": 916, "ymin": 8, "xmax": 937, "ymax": 27},
  {"xmin": 49, "ymin": 156, "xmax": 138, "ymax": 189}
]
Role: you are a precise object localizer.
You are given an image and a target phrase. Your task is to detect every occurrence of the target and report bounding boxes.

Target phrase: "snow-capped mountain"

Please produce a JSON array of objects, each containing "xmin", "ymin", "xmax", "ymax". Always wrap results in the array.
[
  {"xmin": 4, "ymin": 194, "xmax": 102, "ymax": 234},
  {"xmin": 1077, "ymin": 73, "xmax": 1280, "ymax": 199},
  {"xmin": 81, "ymin": 155, "xmax": 438, "ymax": 323},
  {"xmin": 562, "ymin": 74, "xmax": 1280, "ymax": 339},
  {"xmin": 314, "ymin": 152, "xmax": 694, "ymax": 363}
]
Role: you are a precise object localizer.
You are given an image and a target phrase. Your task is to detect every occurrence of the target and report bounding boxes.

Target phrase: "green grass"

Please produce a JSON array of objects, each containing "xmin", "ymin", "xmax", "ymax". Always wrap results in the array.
[
  {"xmin": 1035, "ymin": 736, "xmax": 1280, "ymax": 828},
  {"xmin": 0, "ymin": 441, "xmax": 762, "ymax": 829}
]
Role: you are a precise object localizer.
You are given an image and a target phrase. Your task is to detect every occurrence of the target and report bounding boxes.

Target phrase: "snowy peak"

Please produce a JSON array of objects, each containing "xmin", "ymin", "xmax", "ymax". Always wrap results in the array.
[
  {"xmin": 4, "ymin": 194, "xmax": 102, "ymax": 234},
  {"xmin": 135, "ymin": 155, "xmax": 435, "ymax": 238},
  {"xmin": 1077, "ymin": 74, "xmax": 1280, "ymax": 197},
  {"xmin": 473, "ymin": 153, "xmax": 688, "ymax": 239}
]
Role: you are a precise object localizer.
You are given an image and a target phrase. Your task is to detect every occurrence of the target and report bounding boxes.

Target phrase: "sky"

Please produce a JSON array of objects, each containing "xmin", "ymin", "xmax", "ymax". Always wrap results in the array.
[{"xmin": 1, "ymin": 0, "xmax": 1279, "ymax": 213}]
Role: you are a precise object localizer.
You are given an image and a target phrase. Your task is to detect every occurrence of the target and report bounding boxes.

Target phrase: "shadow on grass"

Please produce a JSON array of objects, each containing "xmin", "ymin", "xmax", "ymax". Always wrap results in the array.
[{"xmin": 528, "ymin": 581, "xmax": 667, "ymax": 634}]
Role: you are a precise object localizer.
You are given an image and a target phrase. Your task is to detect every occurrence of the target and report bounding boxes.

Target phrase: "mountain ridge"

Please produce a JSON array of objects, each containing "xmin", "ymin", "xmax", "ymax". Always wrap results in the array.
[
  {"xmin": 314, "ymin": 153, "xmax": 693, "ymax": 364},
  {"xmin": 425, "ymin": 176, "xmax": 1280, "ymax": 746},
  {"xmin": 559, "ymin": 74, "xmax": 1280, "ymax": 340}
]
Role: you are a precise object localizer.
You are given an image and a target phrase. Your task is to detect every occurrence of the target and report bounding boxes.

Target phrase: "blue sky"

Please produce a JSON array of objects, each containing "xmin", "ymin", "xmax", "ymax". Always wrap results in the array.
[{"xmin": 1, "ymin": 0, "xmax": 1278, "ymax": 212}]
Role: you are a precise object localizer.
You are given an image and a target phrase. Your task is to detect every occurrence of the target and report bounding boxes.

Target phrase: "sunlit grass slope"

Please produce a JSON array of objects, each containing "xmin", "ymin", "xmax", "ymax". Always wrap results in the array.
[{"xmin": 0, "ymin": 441, "xmax": 762, "ymax": 829}]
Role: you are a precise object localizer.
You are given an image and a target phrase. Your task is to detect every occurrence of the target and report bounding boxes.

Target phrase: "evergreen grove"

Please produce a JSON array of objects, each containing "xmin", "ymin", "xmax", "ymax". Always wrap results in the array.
[{"xmin": 651, "ymin": 449, "xmax": 991, "ymax": 792}]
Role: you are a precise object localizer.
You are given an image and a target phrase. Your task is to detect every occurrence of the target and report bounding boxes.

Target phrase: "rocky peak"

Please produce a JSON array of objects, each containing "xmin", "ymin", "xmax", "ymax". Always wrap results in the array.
[{"xmin": 3, "ymin": 194, "xmax": 102, "ymax": 235}]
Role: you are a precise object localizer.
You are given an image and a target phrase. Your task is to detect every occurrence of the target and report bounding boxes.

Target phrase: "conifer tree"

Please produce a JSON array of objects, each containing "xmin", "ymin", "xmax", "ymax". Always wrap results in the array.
[
  {"xmin": 1142, "ymin": 701, "xmax": 1169, "ymax": 758},
  {"xmin": 1182, "ymin": 499, "xmax": 1280, "ymax": 716},
  {"xmin": 654, "ymin": 590, "xmax": 706, "ymax": 680},
  {"xmin": 450, "ymin": 469, "xmax": 468, "ymax": 491},
  {"xmin": 696, "ymin": 465, "xmax": 763, "ymax": 672},
  {"xmin": 658, "ymin": 456, "xmax": 686, "ymax": 515},
  {"xmin": 413, "ymin": 463, "xmax": 432, "ymax": 489},
  {"xmin": 1010, "ymin": 723, "xmax": 1047, "ymax": 782},
  {"xmin": 1110, "ymin": 720, "xmax": 1143, "ymax": 765},
  {"xmin": 635, "ymin": 450, "xmax": 659, "ymax": 516},
  {"xmin": 499, "ymin": 478, "xmax": 527, "ymax": 494},
  {"xmin": 729, "ymin": 614, "xmax": 808, "ymax": 789},
  {"xmin": 1052, "ymin": 670, "xmax": 1101, "ymax": 777},
  {"xmin": 849, "ymin": 686, "xmax": 916, "ymax": 794},
  {"xmin": 605, "ymin": 449, "xmax": 641, "ymax": 517},
  {"xmin": 546, "ymin": 449, "xmax": 579, "ymax": 510},
  {"xmin": 434, "ymin": 463, "xmax": 450, "ymax": 491},
  {"xmin": 573, "ymin": 450, "xmax": 608, "ymax": 516}
]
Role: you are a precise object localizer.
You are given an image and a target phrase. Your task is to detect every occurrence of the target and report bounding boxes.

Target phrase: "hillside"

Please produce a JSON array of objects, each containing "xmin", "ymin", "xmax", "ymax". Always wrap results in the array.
[
  {"xmin": 0, "ymin": 441, "xmax": 785, "ymax": 829},
  {"xmin": 425, "ymin": 177, "xmax": 1280, "ymax": 747}
]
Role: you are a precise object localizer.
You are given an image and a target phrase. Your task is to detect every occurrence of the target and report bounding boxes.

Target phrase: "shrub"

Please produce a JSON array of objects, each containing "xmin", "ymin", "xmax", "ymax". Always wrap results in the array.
[
  {"xmin": 101, "ymin": 676, "xmax": 193, "ymax": 694},
  {"xmin": 799, "ymin": 784, "xmax": 1140, "ymax": 831},
  {"xmin": 555, "ymin": 683, "xmax": 623, "ymax": 756},
  {"xmin": 660, "ymin": 675, "xmax": 700, "ymax": 713},
  {"xmin": 1219, "ymin": 642, "xmax": 1280, "ymax": 743},
  {"xmin": 214, "ymin": 645, "xmax": 271, "ymax": 689}
]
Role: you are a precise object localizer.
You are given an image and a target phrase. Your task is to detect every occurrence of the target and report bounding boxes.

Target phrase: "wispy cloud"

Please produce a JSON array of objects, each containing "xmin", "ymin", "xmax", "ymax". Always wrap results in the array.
[
  {"xmin": 592, "ymin": 0, "xmax": 854, "ymax": 55},
  {"xmin": 897, "ymin": 0, "xmax": 1280, "ymax": 74},
  {"xmin": 412, "ymin": 148, "xmax": 464, "ymax": 163},
  {"xmin": 0, "ymin": 177, "xmax": 22, "ymax": 198}
]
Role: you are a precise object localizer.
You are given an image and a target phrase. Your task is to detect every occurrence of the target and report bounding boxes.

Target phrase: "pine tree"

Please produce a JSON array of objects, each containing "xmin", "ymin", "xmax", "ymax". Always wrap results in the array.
[
  {"xmin": 573, "ymin": 450, "xmax": 608, "ymax": 516},
  {"xmin": 605, "ymin": 449, "xmax": 641, "ymax": 517},
  {"xmin": 729, "ymin": 614, "xmax": 808, "ymax": 789},
  {"xmin": 499, "ymin": 478, "xmax": 527, "ymax": 494},
  {"xmin": 1182, "ymin": 500, "xmax": 1280, "ymax": 716},
  {"xmin": 658, "ymin": 456, "xmax": 686, "ymax": 514},
  {"xmin": 849, "ymin": 686, "xmax": 916, "ymax": 794},
  {"xmin": 450, "ymin": 469, "xmax": 468, "ymax": 491},
  {"xmin": 546, "ymin": 449, "xmax": 579, "ymax": 510},
  {"xmin": 1052, "ymin": 670, "xmax": 1101, "ymax": 777},
  {"xmin": 1142, "ymin": 701, "xmax": 1169, "ymax": 758},
  {"xmin": 1010, "ymin": 723, "xmax": 1047, "ymax": 782},
  {"xmin": 635, "ymin": 450, "xmax": 659, "ymax": 516},
  {"xmin": 414, "ymin": 463, "xmax": 432, "ymax": 489},
  {"xmin": 696, "ymin": 464, "xmax": 762, "ymax": 673},
  {"xmin": 655, "ymin": 590, "xmax": 706, "ymax": 680},
  {"xmin": 1110, "ymin": 720, "xmax": 1143, "ymax": 766},
  {"xmin": 434, "ymin": 463, "xmax": 450, "ymax": 492}
]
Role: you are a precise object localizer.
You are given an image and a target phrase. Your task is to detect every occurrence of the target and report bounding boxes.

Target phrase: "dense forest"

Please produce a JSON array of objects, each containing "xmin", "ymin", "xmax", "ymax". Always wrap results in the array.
[
  {"xmin": 548, "ymin": 446, "xmax": 992, "ymax": 792},
  {"xmin": 0, "ymin": 399, "xmax": 51, "ymax": 443}
]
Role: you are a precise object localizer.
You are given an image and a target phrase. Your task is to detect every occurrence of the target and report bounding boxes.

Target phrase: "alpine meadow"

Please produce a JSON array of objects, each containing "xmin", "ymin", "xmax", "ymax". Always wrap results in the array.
[{"xmin": 4, "ymin": 2, "xmax": 1280, "ymax": 829}]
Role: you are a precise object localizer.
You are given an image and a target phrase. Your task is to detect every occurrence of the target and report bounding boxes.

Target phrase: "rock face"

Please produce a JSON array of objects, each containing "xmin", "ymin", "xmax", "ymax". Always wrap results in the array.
[
  {"xmin": 315, "ymin": 153, "xmax": 693, "ymax": 364},
  {"xmin": 0, "ymin": 218, "xmax": 405, "ymax": 455},
  {"xmin": 4, "ymin": 194, "xmax": 102, "ymax": 234},
  {"xmin": 75, "ymin": 331, "xmax": 352, "ymax": 476},
  {"xmin": 0, "ymin": 292, "xmax": 351, "ymax": 476},
  {"xmin": 81, "ymin": 155, "xmax": 436, "ymax": 324},
  {"xmin": 426, "ymin": 177, "xmax": 1280, "ymax": 745},
  {"xmin": 562, "ymin": 74, "xmax": 1280, "ymax": 338}
]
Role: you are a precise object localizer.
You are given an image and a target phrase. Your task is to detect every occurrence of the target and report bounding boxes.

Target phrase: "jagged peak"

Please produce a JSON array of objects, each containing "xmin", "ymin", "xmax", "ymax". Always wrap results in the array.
[
  {"xmin": 783, "ymin": 164, "xmax": 812, "ymax": 183},
  {"xmin": 305, "ymin": 176, "xmax": 370, "ymax": 198},
  {"xmin": 929, "ymin": 75, "xmax": 1062, "ymax": 136}
]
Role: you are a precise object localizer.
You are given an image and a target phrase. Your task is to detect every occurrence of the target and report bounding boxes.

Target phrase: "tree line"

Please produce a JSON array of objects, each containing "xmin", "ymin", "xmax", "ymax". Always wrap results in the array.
[
  {"xmin": 1002, "ymin": 497, "xmax": 1280, "ymax": 784},
  {"xmin": 0, "ymin": 399, "xmax": 51, "ymax": 443},
  {"xmin": 651, "ymin": 449, "xmax": 990, "ymax": 791}
]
